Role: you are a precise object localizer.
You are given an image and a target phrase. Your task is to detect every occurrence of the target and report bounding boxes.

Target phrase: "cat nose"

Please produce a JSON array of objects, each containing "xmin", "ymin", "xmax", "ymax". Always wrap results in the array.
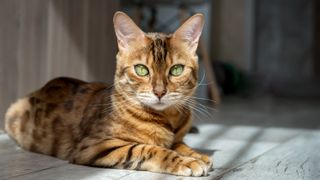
[{"xmin": 153, "ymin": 89, "xmax": 167, "ymax": 99}]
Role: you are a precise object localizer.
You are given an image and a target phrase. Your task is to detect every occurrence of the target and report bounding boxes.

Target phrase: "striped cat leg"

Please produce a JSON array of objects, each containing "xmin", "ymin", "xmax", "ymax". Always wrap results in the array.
[
  {"xmin": 172, "ymin": 142, "xmax": 213, "ymax": 171},
  {"xmin": 73, "ymin": 139, "xmax": 209, "ymax": 176}
]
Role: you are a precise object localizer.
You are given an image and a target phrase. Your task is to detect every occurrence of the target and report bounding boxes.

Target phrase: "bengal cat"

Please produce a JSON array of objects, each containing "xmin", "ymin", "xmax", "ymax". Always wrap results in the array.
[{"xmin": 5, "ymin": 11, "xmax": 213, "ymax": 176}]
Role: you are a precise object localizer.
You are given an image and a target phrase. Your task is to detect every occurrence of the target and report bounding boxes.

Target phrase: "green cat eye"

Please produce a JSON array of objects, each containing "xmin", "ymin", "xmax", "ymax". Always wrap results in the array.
[
  {"xmin": 170, "ymin": 64, "xmax": 184, "ymax": 76},
  {"xmin": 134, "ymin": 64, "xmax": 149, "ymax": 76}
]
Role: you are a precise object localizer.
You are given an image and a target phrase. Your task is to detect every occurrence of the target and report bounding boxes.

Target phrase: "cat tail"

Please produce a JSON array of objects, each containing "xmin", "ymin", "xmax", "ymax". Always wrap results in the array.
[{"xmin": 5, "ymin": 97, "xmax": 33, "ymax": 147}]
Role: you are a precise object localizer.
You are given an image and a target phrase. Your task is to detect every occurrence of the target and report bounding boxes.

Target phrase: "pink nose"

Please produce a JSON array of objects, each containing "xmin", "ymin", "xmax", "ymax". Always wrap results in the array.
[{"xmin": 153, "ymin": 89, "xmax": 167, "ymax": 99}]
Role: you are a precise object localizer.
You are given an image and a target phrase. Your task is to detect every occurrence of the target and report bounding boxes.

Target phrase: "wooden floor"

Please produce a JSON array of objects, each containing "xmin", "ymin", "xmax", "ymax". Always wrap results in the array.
[{"xmin": 0, "ymin": 96, "xmax": 319, "ymax": 180}]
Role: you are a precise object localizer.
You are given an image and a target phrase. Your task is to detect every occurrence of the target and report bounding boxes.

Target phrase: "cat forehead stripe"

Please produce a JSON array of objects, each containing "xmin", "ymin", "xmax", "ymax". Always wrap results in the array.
[{"xmin": 151, "ymin": 38, "xmax": 168, "ymax": 64}]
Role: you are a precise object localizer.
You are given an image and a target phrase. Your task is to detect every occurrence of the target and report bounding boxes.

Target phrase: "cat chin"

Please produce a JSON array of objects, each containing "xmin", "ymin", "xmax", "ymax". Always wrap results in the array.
[{"xmin": 147, "ymin": 103, "xmax": 171, "ymax": 111}]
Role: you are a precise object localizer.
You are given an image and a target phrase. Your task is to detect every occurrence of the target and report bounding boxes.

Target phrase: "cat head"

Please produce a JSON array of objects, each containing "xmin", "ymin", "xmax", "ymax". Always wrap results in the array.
[{"xmin": 113, "ymin": 11, "xmax": 204, "ymax": 111}]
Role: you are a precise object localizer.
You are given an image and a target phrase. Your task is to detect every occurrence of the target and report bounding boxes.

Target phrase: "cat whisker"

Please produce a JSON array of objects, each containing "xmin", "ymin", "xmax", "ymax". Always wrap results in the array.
[
  {"xmin": 175, "ymin": 103, "xmax": 202, "ymax": 121},
  {"xmin": 188, "ymin": 96, "xmax": 217, "ymax": 103},
  {"xmin": 197, "ymin": 81, "xmax": 217, "ymax": 86},
  {"xmin": 182, "ymin": 98, "xmax": 215, "ymax": 120},
  {"xmin": 185, "ymin": 98, "xmax": 217, "ymax": 112},
  {"xmin": 183, "ymin": 101, "xmax": 208, "ymax": 117},
  {"xmin": 185, "ymin": 98, "xmax": 215, "ymax": 114}
]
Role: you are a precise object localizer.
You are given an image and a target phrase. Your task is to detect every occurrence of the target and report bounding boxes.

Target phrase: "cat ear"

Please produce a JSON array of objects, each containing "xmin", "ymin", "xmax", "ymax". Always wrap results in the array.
[
  {"xmin": 113, "ymin": 11, "xmax": 145, "ymax": 52},
  {"xmin": 172, "ymin": 13, "xmax": 204, "ymax": 54}
]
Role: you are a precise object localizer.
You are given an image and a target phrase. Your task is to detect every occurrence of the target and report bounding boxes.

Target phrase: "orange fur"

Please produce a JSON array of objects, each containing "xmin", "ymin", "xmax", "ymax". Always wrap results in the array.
[{"xmin": 4, "ymin": 11, "xmax": 213, "ymax": 176}]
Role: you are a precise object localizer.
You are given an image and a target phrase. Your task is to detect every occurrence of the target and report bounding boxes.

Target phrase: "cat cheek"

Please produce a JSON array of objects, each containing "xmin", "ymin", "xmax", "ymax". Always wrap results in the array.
[
  {"xmin": 119, "ymin": 77, "xmax": 127, "ymax": 85},
  {"xmin": 123, "ymin": 73, "xmax": 139, "ymax": 85}
]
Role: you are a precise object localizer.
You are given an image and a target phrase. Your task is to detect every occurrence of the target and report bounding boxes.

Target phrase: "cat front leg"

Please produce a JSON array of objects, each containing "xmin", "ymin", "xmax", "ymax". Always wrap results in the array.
[
  {"xmin": 73, "ymin": 139, "xmax": 209, "ymax": 176},
  {"xmin": 172, "ymin": 142, "xmax": 213, "ymax": 171}
]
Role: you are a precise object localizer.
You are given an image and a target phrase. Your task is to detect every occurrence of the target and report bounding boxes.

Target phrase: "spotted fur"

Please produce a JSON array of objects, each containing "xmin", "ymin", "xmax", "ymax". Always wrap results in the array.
[{"xmin": 4, "ymin": 11, "xmax": 213, "ymax": 176}]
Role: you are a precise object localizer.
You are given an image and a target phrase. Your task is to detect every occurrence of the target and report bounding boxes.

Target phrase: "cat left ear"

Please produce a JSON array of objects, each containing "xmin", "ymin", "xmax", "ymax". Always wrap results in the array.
[
  {"xmin": 172, "ymin": 13, "xmax": 204, "ymax": 54},
  {"xmin": 113, "ymin": 11, "xmax": 145, "ymax": 52}
]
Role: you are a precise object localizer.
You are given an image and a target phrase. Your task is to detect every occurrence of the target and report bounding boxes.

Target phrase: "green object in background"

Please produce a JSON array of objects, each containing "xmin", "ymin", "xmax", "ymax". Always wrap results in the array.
[{"xmin": 214, "ymin": 62, "xmax": 250, "ymax": 95}]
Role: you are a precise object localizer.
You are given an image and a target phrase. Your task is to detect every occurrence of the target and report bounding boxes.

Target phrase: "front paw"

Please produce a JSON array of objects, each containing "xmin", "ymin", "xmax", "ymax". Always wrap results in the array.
[
  {"xmin": 172, "ymin": 157, "xmax": 209, "ymax": 177},
  {"xmin": 200, "ymin": 155, "xmax": 213, "ymax": 171},
  {"xmin": 189, "ymin": 153, "xmax": 213, "ymax": 171}
]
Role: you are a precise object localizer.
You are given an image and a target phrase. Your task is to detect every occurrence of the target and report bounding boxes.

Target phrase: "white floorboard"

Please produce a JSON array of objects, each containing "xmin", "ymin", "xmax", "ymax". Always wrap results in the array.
[{"xmin": 216, "ymin": 131, "xmax": 320, "ymax": 180}]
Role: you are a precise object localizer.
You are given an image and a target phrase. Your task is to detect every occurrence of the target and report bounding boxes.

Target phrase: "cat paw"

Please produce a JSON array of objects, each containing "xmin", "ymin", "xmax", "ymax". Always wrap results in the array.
[
  {"xmin": 185, "ymin": 153, "xmax": 213, "ymax": 172},
  {"xmin": 173, "ymin": 157, "xmax": 208, "ymax": 176},
  {"xmin": 199, "ymin": 154, "xmax": 213, "ymax": 171}
]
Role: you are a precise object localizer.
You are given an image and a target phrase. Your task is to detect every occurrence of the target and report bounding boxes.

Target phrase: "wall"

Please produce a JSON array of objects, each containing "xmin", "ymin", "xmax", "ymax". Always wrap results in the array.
[
  {"xmin": 255, "ymin": 0, "xmax": 314, "ymax": 83},
  {"xmin": 210, "ymin": 0, "xmax": 252, "ymax": 72},
  {"xmin": 315, "ymin": 0, "xmax": 320, "ymax": 79},
  {"xmin": 210, "ymin": 0, "xmax": 318, "ymax": 97},
  {"xmin": 0, "ymin": 0, "xmax": 119, "ymax": 129}
]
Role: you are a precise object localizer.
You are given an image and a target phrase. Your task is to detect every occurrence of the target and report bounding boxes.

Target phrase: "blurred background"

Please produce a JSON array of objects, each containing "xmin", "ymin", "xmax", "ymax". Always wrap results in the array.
[{"xmin": 0, "ymin": 0, "xmax": 319, "ymax": 129}]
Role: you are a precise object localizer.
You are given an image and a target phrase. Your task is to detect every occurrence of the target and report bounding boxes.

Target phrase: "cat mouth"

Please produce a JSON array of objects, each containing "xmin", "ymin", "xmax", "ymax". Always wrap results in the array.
[
  {"xmin": 150, "ymin": 101, "xmax": 169, "ymax": 110},
  {"xmin": 137, "ymin": 96, "xmax": 169, "ymax": 110},
  {"xmin": 153, "ymin": 102, "xmax": 166, "ymax": 107}
]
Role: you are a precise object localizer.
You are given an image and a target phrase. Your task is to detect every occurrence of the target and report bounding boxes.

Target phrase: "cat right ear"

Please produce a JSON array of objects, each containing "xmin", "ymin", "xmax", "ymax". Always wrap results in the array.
[
  {"xmin": 172, "ymin": 13, "xmax": 204, "ymax": 54},
  {"xmin": 113, "ymin": 11, "xmax": 145, "ymax": 52}
]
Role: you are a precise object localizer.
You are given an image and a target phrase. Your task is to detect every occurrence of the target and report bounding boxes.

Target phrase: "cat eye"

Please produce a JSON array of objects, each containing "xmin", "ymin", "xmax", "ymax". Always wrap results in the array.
[
  {"xmin": 169, "ymin": 64, "xmax": 184, "ymax": 76},
  {"xmin": 134, "ymin": 64, "xmax": 149, "ymax": 76}
]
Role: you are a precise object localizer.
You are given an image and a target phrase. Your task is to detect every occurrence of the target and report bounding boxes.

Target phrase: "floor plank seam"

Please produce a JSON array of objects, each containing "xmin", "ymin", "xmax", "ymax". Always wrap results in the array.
[{"xmin": 118, "ymin": 172, "xmax": 137, "ymax": 179}]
